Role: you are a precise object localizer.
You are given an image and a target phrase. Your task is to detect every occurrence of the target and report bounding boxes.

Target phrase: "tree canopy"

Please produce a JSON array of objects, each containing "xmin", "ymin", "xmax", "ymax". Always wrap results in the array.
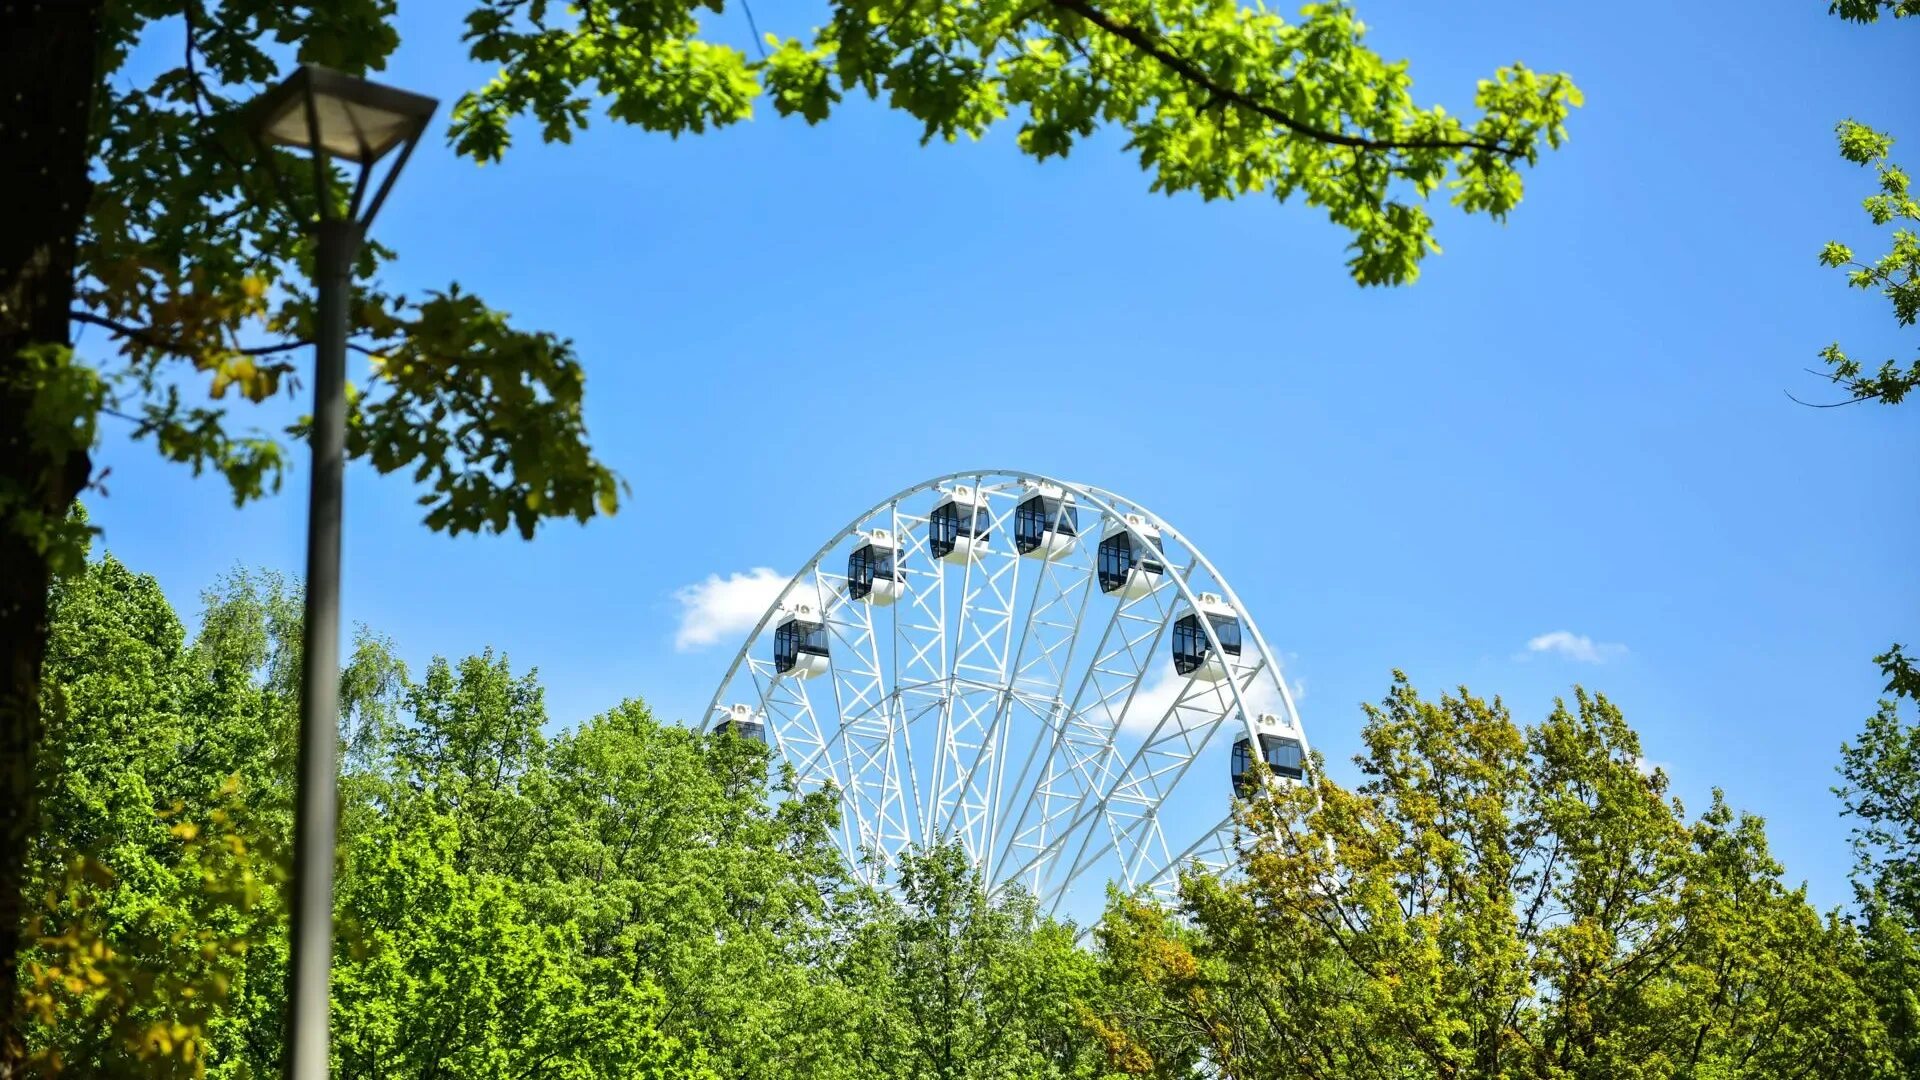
[
  {"xmin": 19, "ymin": 549, "xmax": 1915, "ymax": 1078},
  {"xmin": 1097, "ymin": 677, "xmax": 1894, "ymax": 1079}
]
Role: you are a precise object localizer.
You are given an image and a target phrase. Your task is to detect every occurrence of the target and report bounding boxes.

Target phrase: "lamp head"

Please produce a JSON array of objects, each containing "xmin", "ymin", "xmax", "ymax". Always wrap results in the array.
[
  {"xmin": 245, "ymin": 64, "xmax": 438, "ymax": 230},
  {"xmin": 247, "ymin": 65, "xmax": 435, "ymax": 164}
]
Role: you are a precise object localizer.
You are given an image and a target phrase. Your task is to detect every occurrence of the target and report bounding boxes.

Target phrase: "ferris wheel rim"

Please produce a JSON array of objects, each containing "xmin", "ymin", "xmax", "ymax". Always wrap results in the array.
[
  {"xmin": 697, "ymin": 468, "xmax": 1311, "ymax": 906},
  {"xmin": 699, "ymin": 468, "xmax": 1305, "ymax": 741}
]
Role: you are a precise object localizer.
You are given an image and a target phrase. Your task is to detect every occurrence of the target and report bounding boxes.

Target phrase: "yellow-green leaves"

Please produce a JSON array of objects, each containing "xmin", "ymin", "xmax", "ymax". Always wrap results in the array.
[
  {"xmin": 1094, "ymin": 676, "xmax": 1896, "ymax": 1080},
  {"xmin": 457, "ymin": 0, "xmax": 1580, "ymax": 286},
  {"xmin": 1815, "ymin": 122, "xmax": 1919, "ymax": 405}
]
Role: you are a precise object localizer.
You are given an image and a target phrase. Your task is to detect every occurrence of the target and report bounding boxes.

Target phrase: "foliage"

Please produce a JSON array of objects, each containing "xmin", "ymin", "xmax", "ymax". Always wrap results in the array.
[
  {"xmin": 29, "ymin": 553, "xmax": 1915, "ymax": 1078},
  {"xmin": 1814, "ymin": 121, "xmax": 1919, "ymax": 405},
  {"xmin": 1095, "ymin": 675, "xmax": 1895, "ymax": 1079},
  {"xmin": 833, "ymin": 841, "xmax": 1114, "ymax": 1080},
  {"xmin": 21, "ymin": 781, "xmax": 280, "ymax": 1079},
  {"xmin": 1829, "ymin": 0, "xmax": 1920, "ymax": 23},
  {"xmin": 1837, "ymin": 647, "xmax": 1920, "ymax": 1075},
  {"xmin": 53, "ymin": 4, "xmax": 627, "ymax": 569},
  {"xmin": 0, "ymin": 347, "xmax": 103, "ymax": 578},
  {"xmin": 457, "ymin": 0, "xmax": 1579, "ymax": 288},
  {"xmin": 21, "ymin": 551, "xmax": 855, "ymax": 1077},
  {"xmin": 23, "ymin": 558, "xmax": 305, "ymax": 1076},
  {"xmin": 330, "ymin": 806, "xmax": 711, "ymax": 1079}
]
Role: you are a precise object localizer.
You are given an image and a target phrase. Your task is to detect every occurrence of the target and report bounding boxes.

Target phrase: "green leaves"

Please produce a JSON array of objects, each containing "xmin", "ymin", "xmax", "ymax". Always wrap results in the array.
[
  {"xmin": 0, "ymin": 345, "xmax": 104, "ymax": 576},
  {"xmin": 458, "ymin": 0, "xmax": 1580, "ymax": 286},
  {"xmin": 1813, "ymin": 122, "xmax": 1920, "ymax": 405},
  {"xmin": 54, "ymin": 1, "xmax": 628, "ymax": 557},
  {"xmin": 348, "ymin": 287, "xmax": 627, "ymax": 539},
  {"xmin": 1830, "ymin": 0, "xmax": 1920, "ymax": 24}
]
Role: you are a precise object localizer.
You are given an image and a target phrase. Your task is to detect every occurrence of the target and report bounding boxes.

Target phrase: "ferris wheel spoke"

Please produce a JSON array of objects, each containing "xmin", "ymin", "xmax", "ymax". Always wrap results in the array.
[
  {"xmin": 1125, "ymin": 811, "xmax": 1238, "ymax": 905},
  {"xmin": 892, "ymin": 506, "xmax": 948, "ymax": 848},
  {"xmin": 757, "ymin": 664, "xmax": 863, "ymax": 869},
  {"xmin": 935, "ymin": 484, "xmax": 1024, "ymax": 862},
  {"xmin": 976, "ymin": 489, "xmax": 1094, "ymax": 875},
  {"xmin": 814, "ymin": 567, "xmax": 907, "ymax": 870},
  {"xmin": 1000, "ymin": 555, "xmax": 1187, "ymax": 893},
  {"xmin": 1056, "ymin": 659, "xmax": 1269, "ymax": 909},
  {"xmin": 992, "ymin": 553, "xmax": 1154, "ymax": 887}
]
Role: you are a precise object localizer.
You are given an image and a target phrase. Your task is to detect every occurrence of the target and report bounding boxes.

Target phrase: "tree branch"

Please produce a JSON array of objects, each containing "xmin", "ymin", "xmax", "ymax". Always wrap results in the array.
[
  {"xmin": 1043, "ymin": 0, "xmax": 1526, "ymax": 158},
  {"xmin": 71, "ymin": 310, "xmax": 309, "ymax": 357}
]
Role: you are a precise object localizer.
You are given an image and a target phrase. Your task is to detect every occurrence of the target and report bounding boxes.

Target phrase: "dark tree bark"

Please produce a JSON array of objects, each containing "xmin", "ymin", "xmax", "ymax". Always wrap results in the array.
[{"xmin": 0, "ymin": 1, "xmax": 102, "ymax": 1071}]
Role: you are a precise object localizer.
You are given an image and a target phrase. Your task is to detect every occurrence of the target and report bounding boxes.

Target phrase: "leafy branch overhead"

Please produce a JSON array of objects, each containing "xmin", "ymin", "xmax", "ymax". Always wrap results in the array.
[
  {"xmin": 454, "ymin": 0, "xmax": 1581, "ymax": 287},
  {"xmin": 1829, "ymin": 0, "xmax": 1920, "ymax": 23},
  {"xmin": 1815, "ymin": 122, "xmax": 1920, "ymax": 406},
  {"xmin": 53, "ymin": 2, "xmax": 627, "ymax": 560}
]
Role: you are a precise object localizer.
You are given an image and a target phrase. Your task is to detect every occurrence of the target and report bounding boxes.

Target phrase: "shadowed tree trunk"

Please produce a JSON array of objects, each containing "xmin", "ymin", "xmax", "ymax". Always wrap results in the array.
[{"xmin": 0, "ymin": 1, "xmax": 101, "ymax": 1071}]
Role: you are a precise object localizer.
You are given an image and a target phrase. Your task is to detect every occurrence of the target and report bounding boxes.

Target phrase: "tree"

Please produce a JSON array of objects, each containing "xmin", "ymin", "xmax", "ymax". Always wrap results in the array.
[
  {"xmin": 1810, "ymin": 5, "xmax": 1919, "ymax": 1067},
  {"xmin": 22, "ymin": 556, "xmax": 310, "ymax": 1075},
  {"xmin": 329, "ymin": 806, "xmax": 712, "ymax": 1079},
  {"xmin": 2, "ymin": 2, "xmax": 1580, "ymax": 1050},
  {"xmin": 835, "ymin": 841, "xmax": 1112, "ymax": 1080},
  {"xmin": 23, "ymin": 547, "xmax": 873, "ymax": 1075},
  {"xmin": 1095, "ymin": 676, "xmax": 1894, "ymax": 1080},
  {"xmin": 1838, "ymin": 650, "xmax": 1920, "ymax": 1075}
]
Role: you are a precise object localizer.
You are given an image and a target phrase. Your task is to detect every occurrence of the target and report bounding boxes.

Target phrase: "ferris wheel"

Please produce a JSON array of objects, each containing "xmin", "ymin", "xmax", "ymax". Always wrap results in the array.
[{"xmin": 702, "ymin": 470, "xmax": 1310, "ymax": 915}]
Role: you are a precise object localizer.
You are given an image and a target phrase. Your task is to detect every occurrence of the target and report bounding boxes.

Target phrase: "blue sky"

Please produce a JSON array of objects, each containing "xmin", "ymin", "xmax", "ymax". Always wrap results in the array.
[{"xmin": 89, "ymin": 1, "xmax": 1918, "ymax": 908}]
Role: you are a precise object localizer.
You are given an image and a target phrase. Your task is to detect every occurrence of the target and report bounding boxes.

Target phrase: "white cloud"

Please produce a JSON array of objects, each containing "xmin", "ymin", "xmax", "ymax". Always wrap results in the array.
[
  {"xmin": 1524, "ymin": 630, "xmax": 1627, "ymax": 665},
  {"xmin": 1633, "ymin": 756, "xmax": 1670, "ymax": 778},
  {"xmin": 672, "ymin": 568, "xmax": 789, "ymax": 651},
  {"xmin": 1117, "ymin": 661, "xmax": 1286, "ymax": 733}
]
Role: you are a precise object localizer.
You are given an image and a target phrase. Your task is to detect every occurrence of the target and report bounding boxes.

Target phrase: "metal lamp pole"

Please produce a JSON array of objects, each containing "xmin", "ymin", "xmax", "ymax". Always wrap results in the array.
[
  {"xmin": 244, "ymin": 65, "xmax": 436, "ymax": 1079},
  {"xmin": 285, "ymin": 212, "xmax": 359, "ymax": 1077}
]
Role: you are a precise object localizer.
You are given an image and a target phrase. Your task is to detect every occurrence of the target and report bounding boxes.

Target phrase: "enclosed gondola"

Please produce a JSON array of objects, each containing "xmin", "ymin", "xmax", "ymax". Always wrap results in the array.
[
  {"xmin": 1231, "ymin": 718, "xmax": 1304, "ymax": 795},
  {"xmin": 1014, "ymin": 483, "xmax": 1078, "ymax": 559},
  {"xmin": 714, "ymin": 703, "xmax": 767, "ymax": 744},
  {"xmin": 1097, "ymin": 513, "xmax": 1166, "ymax": 597},
  {"xmin": 847, "ymin": 529, "xmax": 904, "ymax": 604},
  {"xmin": 772, "ymin": 602, "xmax": 830, "ymax": 678},
  {"xmin": 1171, "ymin": 592, "xmax": 1242, "ymax": 681},
  {"xmin": 929, "ymin": 485, "xmax": 992, "ymax": 562}
]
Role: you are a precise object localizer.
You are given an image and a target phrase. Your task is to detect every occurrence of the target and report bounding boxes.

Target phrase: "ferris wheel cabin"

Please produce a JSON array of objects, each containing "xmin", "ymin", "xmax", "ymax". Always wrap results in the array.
[
  {"xmin": 714, "ymin": 703, "xmax": 767, "ymax": 744},
  {"xmin": 1097, "ymin": 514, "xmax": 1166, "ymax": 598},
  {"xmin": 929, "ymin": 486, "xmax": 992, "ymax": 562},
  {"xmin": 772, "ymin": 602, "xmax": 830, "ymax": 678},
  {"xmin": 1231, "ymin": 716, "xmax": 1304, "ymax": 795},
  {"xmin": 1014, "ymin": 483, "xmax": 1078, "ymax": 559},
  {"xmin": 1171, "ymin": 592, "xmax": 1242, "ymax": 681},
  {"xmin": 847, "ymin": 529, "xmax": 904, "ymax": 605}
]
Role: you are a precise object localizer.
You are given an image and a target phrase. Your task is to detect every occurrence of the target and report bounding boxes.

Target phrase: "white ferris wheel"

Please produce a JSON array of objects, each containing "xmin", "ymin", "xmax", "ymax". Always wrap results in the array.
[{"xmin": 703, "ymin": 470, "xmax": 1310, "ymax": 916}]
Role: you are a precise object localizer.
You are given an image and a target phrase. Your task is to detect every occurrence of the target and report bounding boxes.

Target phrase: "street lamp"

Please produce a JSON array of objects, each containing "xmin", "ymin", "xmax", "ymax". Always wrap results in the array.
[{"xmin": 243, "ymin": 64, "xmax": 436, "ymax": 1080}]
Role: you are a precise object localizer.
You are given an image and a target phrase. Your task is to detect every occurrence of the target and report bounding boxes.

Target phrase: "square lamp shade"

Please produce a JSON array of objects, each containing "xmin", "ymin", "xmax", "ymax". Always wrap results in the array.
[{"xmin": 247, "ymin": 64, "xmax": 436, "ymax": 164}]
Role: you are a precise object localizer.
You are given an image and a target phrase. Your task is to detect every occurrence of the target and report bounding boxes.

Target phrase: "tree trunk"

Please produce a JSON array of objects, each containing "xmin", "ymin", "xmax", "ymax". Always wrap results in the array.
[{"xmin": 0, "ymin": 1, "xmax": 102, "ymax": 1071}]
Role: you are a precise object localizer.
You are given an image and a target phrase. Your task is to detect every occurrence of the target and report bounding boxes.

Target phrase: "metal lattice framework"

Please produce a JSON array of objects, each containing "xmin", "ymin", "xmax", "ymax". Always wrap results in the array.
[{"xmin": 702, "ymin": 470, "xmax": 1309, "ymax": 915}]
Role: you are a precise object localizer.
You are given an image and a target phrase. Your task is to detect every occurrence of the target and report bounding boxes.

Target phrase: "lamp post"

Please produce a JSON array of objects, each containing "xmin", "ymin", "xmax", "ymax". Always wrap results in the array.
[{"xmin": 243, "ymin": 65, "xmax": 436, "ymax": 1080}]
